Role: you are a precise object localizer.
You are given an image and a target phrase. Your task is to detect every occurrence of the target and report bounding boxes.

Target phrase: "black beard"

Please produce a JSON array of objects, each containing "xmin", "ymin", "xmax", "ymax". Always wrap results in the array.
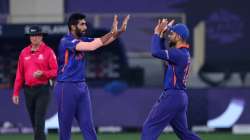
[
  {"xmin": 169, "ymin": 41, "xmax": 176, "ymax": 48},
  {"xmin": 75, "ymin": 27, "xmax": 84, "ymax": 38}
]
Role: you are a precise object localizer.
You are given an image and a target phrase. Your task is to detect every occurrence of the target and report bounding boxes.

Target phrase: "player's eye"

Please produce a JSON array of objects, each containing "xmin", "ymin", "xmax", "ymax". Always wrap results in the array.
[
  {"xmin": 79, "ymin": 22, "xmax": 85, "ymax": 26},
  {"xmin": 169, "ymin": 31, "xmax": 174, "ymax": 35}
]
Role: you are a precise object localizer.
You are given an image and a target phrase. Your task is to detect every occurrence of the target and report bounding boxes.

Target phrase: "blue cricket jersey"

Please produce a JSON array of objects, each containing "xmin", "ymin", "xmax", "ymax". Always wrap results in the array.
[
  {"xmin": 151, "ymin": 34, "xmax": 191, "ymax": 90},
  {"xmin": 57, "ymin": 33, "xmax": 94, "ymax": 82}
]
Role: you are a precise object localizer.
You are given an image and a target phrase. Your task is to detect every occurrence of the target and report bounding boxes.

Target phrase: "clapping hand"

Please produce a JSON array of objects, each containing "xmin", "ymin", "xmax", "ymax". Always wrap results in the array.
[
  {"xmin": 111, "ymin": 14, "xmax": 130, "ymax": 37},
  {"xmin": 154, "ymin": 18, "xmax": 174, "ymax": 36},
  {"xmin": 119, "ymin": 15, "xmax": 130, "ymax": 33},
  {"xmin": 33, "ymin": 70, "xmax": 43, "ymax": 78}
]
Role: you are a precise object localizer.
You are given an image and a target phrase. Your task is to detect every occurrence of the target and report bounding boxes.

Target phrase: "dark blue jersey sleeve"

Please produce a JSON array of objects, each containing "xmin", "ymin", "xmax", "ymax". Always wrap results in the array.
[
  {"xmin": 159, "ymin": 37, "xmax": 165, "ymax": 50},
  {"xmin": 151, "ymin": 34, "xmax": 180, "ymax": 64}
]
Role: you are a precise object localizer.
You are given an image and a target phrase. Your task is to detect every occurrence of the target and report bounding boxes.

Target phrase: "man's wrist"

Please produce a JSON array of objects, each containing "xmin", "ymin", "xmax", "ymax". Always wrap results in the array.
[{"xmin": 111, "ymin": 30, "xmax": 121, "ymax": 38}]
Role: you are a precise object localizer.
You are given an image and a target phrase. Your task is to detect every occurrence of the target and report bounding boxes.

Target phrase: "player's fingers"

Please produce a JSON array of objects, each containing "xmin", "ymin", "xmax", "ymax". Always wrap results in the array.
[
  {"xmin": 113, "ymin": 14, "xmax": 118, "ymax": 21},
  {"xmin": 12, "ymin": 96, "xmax": 18, "ymax": 105},
  {"xmin": 159, "ymin": 21, "xmax": 167, "ymax": 30},
  {"xmin": 120, "ymin": 15, "xmax": 130, "ymax": 32},
  {"xmin": 158, "ymin": 19, "xmax": 161, "ymax": 25},
  {"xmin": 161, "ymin": 18, "xmax": 167, "ymax": 23},
  {"xmin": 121, "ymin": 23, "xmax": 127, "ymax": 32},
  {"xmin": 112, "ymin": 15, "xmax": 118, "ymax": 25},
  {"xmin": 168, "ymin": 20, "xmax": 175, "ymax": 26},
  {"xmin": 122, "ymin": 15, "xmax": 130, "ymax": 25},
  {"xmin": 16, "ymin": 98, "xmax": 19, "ymax": 104},
  {"xmin": 112, "ymin": 15, "xmax": 118, "ymax": 32},
  {"xmin": 124, "ymin": 14, "xmax": 130, "ymax": 22},
  {"xmin": 127, "ymin": 14, "xmax": 130, "ymax": 20}
]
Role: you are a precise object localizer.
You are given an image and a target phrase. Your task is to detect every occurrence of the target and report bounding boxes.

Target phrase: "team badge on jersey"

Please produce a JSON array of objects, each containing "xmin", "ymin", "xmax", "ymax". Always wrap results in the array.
[{"xmin": 38, "ymin": 54, "xmax": 44, "ymax": 60}]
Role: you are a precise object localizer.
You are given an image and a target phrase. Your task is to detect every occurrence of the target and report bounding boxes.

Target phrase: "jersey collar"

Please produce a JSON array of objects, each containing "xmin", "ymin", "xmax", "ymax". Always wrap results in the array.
[
  {"xmin": 28, "ymin": 42, "xmax": 45, "ymax": 52},
  {"xmin": 176, "ymin": 44, "xmax": 190, "ymax": 49}
]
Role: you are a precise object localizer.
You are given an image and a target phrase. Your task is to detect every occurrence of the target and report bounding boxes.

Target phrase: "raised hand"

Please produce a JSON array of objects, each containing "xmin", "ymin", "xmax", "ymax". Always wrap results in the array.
[
  {"xmin": 154, "ymin": 18, "xmax": 175, "ymax": 36},
  {"xmin": 119, "ymin": 15, "xmax": 130, "ymax": 33},
  {"xmin": 154, "ymin": 18, "xmax": 167, "ymax": 35},
  {"xmin": 161, "ymin": 19, "xmax": 174, "ymax": 38},
  {"xmin": 167, "ymin": 20, "xmax": 175, "ymax": 29},
  {"xmin": 154, "ymin": 19, "xmax": 162, "ymax": 35},
  {"xmin": 111, "ymin": 14, "xmax": 130, "ymax": 37}
]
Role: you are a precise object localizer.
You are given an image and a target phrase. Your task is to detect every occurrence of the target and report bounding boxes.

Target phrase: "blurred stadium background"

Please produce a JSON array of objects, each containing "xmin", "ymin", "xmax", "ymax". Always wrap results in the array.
[{"xmin": 1, "ymin": 0, "xmax": 250, "ymax": 139}]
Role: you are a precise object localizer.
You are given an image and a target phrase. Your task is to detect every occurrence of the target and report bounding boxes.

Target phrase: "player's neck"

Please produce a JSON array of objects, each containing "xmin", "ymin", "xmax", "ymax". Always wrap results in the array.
[
  {"xmin": 176, "ymin": 41, "xmax": 187, "ymax": 47},
  {"xmin": 71, "ymin": 31, "xmax": 81, "ymax": 39},
  {"xmin": 31, "ymin": 43, "xmax": 41, "ymax": 51}
]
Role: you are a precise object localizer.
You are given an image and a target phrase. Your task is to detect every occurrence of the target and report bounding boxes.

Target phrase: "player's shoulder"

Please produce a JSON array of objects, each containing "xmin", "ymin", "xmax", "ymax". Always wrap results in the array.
[
  {"xmin": 21, "ymin": 45, "xmax": 31, "ymax": 53},
  {"xmin": 61, "ymin": 34, "xmax": 80, "ymax": 45},
  {"xmin": 179, "ymin": 49, "xmax": 191, "ymax": 64},
  {"xmin": 60, "ymin": 34, "xmax": 71, "ymax": 42},
  {"xmin": 18, "ymin": 46, "xmax": 30, "ymax": 58},
  {"xmin": 43, "ymin": 45, "xmax": 54, "ymax": 54}
]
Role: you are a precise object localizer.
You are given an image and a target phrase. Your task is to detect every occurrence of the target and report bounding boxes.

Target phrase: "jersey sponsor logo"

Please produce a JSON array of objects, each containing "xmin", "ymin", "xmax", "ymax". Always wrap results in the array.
[{"xmin": 72, "ymin": 39, "xmax": 78, "ymax": 43}]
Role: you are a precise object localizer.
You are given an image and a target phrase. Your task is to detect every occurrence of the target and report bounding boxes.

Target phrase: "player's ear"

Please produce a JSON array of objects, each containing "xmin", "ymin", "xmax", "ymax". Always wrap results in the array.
[
  {"xmin": 70, "ymin": 25, "xmax": 76, "ymax": 31},
  {"xmin": 177, "ymin": 34, "xmax": 182, "ymax": 41}
]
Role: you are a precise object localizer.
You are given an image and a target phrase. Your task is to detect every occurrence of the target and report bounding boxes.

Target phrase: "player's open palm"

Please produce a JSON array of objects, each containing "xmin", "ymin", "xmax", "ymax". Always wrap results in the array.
[
  {"xmin": 154, "ymin": 19, "xmax": 167, "ymax": 34},
  {"xmin": 154, "ymin": 18, "xmax": 175, "ymax": 35},
  {"xmin": 119, "ymin": 15, "xmax": 130, "ymax": 33}
]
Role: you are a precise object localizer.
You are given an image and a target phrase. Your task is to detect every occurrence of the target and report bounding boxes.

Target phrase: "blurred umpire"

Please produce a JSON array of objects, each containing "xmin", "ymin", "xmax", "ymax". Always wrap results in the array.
[{"xmin": 12, "ymin": 25, "xmax": 58, "ymax": 140}]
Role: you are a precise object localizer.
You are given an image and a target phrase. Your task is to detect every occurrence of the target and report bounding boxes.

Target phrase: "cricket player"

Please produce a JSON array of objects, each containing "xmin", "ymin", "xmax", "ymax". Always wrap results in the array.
[
  {"xmin": 54, "ymin": 13, "xmax": 129, "ymax": 140},
  {"xmin": 141, "ymin": 19, "xmax": 202, "ymax": 140}
]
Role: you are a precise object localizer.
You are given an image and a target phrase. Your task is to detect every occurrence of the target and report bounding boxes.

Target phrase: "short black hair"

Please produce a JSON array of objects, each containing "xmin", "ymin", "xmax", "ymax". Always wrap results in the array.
[{"xmin": 68, "ymin": 13, "xmax": 86, "ymax": 31}]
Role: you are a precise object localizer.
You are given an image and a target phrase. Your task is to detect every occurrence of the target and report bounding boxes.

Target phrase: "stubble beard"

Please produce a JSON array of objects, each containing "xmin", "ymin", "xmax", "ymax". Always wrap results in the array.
[
  {"xmin": 168, "ymin": 40, "xmax": 176, "ymax": 48},
  {"xmin": 75, "ymin": 27, "xmax": 85, "ymax": 38}
]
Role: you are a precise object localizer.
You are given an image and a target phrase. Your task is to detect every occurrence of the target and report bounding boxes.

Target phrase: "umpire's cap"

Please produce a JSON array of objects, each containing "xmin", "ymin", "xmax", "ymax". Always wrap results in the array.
[
  {"xmin": 25, "ymin": 25, "xmax": 47, "ymax": 36},
  {"xmin": 169, "ymin": 23, "xmax": 189, "ymax": 41}
]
